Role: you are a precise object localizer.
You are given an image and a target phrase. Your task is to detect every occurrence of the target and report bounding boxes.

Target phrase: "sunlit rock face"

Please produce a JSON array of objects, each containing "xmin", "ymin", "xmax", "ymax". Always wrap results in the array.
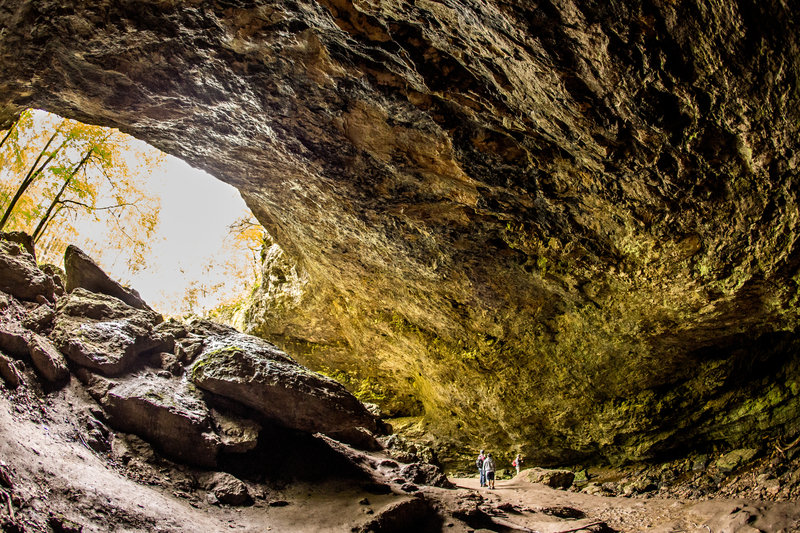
[{"xmin": 2, "ymin": 1, "xmax": 799, "ymax": 465}]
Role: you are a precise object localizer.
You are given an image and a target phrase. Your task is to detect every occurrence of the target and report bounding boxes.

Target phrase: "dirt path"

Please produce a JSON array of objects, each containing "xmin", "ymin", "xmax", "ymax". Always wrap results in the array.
[{"xmin": 448, "ymin": 476, "xmax": 800, "ymax": 532}]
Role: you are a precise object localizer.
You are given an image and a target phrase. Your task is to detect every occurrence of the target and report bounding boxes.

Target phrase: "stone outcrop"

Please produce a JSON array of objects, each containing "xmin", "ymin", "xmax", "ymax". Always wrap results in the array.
[
  {"xmin": 0, "ymin": 240, "xmax": 402, "ymax": 480},
  {"xmin": 1, "ymin": 1, "xmax": 799, "ymax": 465},
  {"xmin": 190, "ymin": 332, "xmax": 382, "ymax": 442},
  {"xmin": 102, "ymin": 374, "xmax": 223, "ymax": 468},
  {"xmin": 64, "ymin": 245, "xmax": 151, "ymax": 311},
  {"xmin": 0, "ymin": 240, "xmax": 54, "ymax": 302},
  {"xmin": 51, "ymin": 289, "xmax": 166, "ymax": 376}
]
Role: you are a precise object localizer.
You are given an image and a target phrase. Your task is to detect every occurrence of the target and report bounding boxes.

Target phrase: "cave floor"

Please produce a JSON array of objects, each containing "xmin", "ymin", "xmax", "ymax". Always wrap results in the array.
[
  {"xmin": 450, "ymin": 475, "xmax": 800, "ymax": 532},
  {"xmin": 1, "ymin": 378, "xmax": 799, "ymax": 532}
]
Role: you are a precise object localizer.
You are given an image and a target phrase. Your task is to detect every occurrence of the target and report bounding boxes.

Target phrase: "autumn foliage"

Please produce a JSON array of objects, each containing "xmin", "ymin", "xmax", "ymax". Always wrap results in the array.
[{"xmin": 0, "ymin": 109, "xmax": 163, "ymax": 276}]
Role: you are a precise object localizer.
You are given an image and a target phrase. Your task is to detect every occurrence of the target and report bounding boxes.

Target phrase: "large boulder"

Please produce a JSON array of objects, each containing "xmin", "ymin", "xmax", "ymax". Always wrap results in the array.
[
  {"xmin": 0, "ymin": 239, "xmax": 54, "ymax": 302},
  {"xmin": 102, "ymin": 373, "xmax": 222, "ymax": 468},
  {"xmin": 203, "ymin": 472, "xmax": 252, "ymax": 506},
  {"xmin": 64, "ymin": 245, "xmax": 151, "ymax": 311},
  {"xmin": 520, "ymin": 468, "xmax": 576, "ymax": 489},
  {"xmin": 190, "ymin": 332, "xmax": 381, "ymax": 442},
  {"xmin": 50, "ymin": 289, "xmax": 166, "ymax": 376}
]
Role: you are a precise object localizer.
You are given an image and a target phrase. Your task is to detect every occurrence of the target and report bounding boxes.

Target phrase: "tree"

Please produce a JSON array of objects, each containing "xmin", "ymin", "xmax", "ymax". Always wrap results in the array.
[{"xmin": 0, "ymin": 109, "xmax": 164, "ymax": 275}]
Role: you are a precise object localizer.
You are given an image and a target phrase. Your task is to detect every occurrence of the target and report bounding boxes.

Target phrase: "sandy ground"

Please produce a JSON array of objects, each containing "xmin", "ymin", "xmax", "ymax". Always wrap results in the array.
[
  {"xmin": 447, "ymin": 475, "xmax": 800, "ymax": 532},
  {"xmin": 2, "ymin": 378, "xmax": 800, "ymax": 532}
]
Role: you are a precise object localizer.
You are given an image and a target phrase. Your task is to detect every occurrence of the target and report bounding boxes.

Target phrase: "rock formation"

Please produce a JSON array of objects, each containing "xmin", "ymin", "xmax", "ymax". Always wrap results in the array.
[
  {"xmin": 0, "ymin": 235, "xmax": 388, "ymax": 465},
  {"xmin": 1, "ymin": 1, "xmax": 799, "ymax": 465}
]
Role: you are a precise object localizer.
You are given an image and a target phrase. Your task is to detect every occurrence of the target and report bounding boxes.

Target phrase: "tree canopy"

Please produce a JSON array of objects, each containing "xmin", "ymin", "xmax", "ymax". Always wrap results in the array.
[{"xmin": 0, "ymin": 109, "xmax": 164, "ymax": 277}]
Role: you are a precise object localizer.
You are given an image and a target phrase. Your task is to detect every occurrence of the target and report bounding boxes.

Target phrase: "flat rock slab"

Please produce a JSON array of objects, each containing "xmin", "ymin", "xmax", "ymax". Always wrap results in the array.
[
  {"xmin": 64, "ymin": 245, "xmax": 151, "ymax": 311},
  {"xmin": 51, "ymin": 289, "xmax": 166, "ymax": 376},
  {"xmin": 190, "ymin": 332, "xmax": 380, "ymax": 439},
  {"xmin": 103, "ymin": 373, "xmax": 221, "ymax": 468}
]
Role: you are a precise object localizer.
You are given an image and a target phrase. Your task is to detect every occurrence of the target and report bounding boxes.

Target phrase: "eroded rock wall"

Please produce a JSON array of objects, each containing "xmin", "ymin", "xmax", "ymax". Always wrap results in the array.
[{"xmin": 2, "ymin": 0, "xmax": 799, "ymax": 464}]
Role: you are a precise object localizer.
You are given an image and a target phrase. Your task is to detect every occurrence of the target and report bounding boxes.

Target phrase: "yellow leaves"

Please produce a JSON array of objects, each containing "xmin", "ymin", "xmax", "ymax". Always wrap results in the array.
[{"xmin": 0, "ymin": 109, "xmax": 166, "ymax": 274}]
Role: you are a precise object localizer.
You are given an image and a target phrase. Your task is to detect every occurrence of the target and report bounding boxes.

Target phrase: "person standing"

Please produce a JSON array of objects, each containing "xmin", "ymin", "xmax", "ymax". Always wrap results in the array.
[
  {"xmin": 476, "ymin": 449, "xmax": 486, "ymax": 487},
  {"xmin": 512, "ymin": 453, "xmax": 523, "ymax": 475},
  {"xmin": 484, "ymin": 453, "xmax": 496, "ymax": 489}
]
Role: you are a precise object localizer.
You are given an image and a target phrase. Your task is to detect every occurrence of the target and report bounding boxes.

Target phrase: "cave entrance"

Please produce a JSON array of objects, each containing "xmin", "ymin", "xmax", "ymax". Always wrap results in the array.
[{"xmin": 0, "ymin": 108, "xmax": 265, "ymax": 317}]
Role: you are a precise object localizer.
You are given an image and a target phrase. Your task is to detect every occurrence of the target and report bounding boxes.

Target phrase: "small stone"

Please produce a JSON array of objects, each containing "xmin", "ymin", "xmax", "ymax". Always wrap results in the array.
[
  {"xmin": 207, "ymin": 472, "xmax": 252, "ymax": 506},
  {"xmin": 269, "ymin": 500, "xmax": 290, "ymax": 507},
  {"xmin": 0, "ymin": 460, "xmax": 13, "ymax": 488},
  {"xmin": 359, "ymin": 497, "xmax": 370, "ymax": 505}
]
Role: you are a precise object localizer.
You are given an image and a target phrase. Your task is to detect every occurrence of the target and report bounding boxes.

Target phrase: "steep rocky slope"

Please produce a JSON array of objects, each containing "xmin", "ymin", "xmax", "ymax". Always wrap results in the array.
[{"xmin": 1, "ymin": 0, "xmax": 799, "ymax": 465}]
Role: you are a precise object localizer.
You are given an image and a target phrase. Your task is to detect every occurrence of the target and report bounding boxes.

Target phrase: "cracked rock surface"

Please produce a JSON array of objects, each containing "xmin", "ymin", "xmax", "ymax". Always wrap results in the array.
[{"xmin": 1, "ymin": 0, "xmax": 799, "ymax": 464}]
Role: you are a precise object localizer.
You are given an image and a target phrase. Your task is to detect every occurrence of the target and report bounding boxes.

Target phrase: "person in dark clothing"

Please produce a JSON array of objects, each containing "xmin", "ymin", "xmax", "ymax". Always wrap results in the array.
[{"xmin": 476, "ymin": 449, "xmax": 486, "ymax": 487}]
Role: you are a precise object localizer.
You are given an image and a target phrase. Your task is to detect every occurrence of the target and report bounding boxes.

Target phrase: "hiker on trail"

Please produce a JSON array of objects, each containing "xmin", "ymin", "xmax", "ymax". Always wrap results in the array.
[
  {"xmin": 512, "ymin": 453, "xmax": 523, "ymax": 475},
  {"xmin": 476, "ymin": 449, "xmax": 487, "ymax": 487},
  {"xmin": 484, "ymin": 453, "xmax": 496, "ymax": 489}
]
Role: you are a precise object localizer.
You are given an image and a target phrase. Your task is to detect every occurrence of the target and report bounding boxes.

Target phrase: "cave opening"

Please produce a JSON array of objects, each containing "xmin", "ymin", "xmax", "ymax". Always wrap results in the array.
[{"xmin": 0, "ymin": 108, "xmax": 265, "ymax": 318}]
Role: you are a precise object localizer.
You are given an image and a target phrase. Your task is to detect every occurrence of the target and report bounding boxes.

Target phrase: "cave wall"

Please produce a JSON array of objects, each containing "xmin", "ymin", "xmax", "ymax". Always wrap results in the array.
[{"xmin": 1, "ymin": 0, "xmax": 799, "ymax": 465}]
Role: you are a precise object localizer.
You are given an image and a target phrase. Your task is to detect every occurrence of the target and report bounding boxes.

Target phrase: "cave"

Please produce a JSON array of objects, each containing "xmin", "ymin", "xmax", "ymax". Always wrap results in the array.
[{"xmin": 1, "ymin": 0, "xmax": 799, "ymax": 472}]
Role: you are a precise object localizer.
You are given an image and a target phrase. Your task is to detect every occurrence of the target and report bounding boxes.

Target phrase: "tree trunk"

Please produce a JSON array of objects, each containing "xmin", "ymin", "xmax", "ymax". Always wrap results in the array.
[
  {"xmin": 0, "ymin": 128, "xmax": 64, "ymax": 230},
  {"xmin": 0, "ymin": 115, "xmax": 19, "ymax": 152},
  {"xmin": 32, "ymin": 147, "xmax": 94, "ymax": 242}
]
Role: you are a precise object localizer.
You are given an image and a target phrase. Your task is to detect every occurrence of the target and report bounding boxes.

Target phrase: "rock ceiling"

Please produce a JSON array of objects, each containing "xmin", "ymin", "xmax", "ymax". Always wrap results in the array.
[{"xmin": 1, "ymin": 0, "xmax": 799, "ymax": 463}]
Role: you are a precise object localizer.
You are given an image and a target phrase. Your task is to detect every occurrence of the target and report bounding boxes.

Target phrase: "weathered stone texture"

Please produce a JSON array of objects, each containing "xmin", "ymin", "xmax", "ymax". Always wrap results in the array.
[
  {"xmin": 191, "ymin": 333, "xmax": 382, "ymax": 441},
  {"xmin": 1, "ymin": 0, "xmax": 799, "ymax": 464}
]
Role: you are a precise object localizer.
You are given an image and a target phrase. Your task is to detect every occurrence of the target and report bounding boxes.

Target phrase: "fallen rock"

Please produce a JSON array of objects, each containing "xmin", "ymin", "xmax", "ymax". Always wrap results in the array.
[
  {"xmin": 0, "ymin": 231, "xmax": 35, "ymax": 258},
  {"xmin": 400, "ymin": 463, "xmax": 453, "ymax": 489},
  {"xmin": 205, "ymin": 472, "xmax": 252, "ymax": 506},
  {"xmin": 520, "ymin": 468, "xmax": 576, "ymax": 489},
  {"xmin": 51, "ymin": 289, "xmax": 166, "ymax": 376},
  {"xmin": 39, "ymin": 263, "xmax": 66, "ymax": 295},
  {"xmin": 539, "ymin": 506, "xmax": 586, "ymax": 519},
  {"xmin": 0, "ymin": 460, "xmax": 12, "ymax": 488},
  {"xmin": 102, "ymin": 373, "xmax": 221, "ymax": 467},
  {"xmin": 64, "ymin": 245, "xmax": 151, "ymax": 311},
  {"xmin": 715, "ymin": 448, "xmax": 759, "ymax": 473},
  {"xmin": 0, "ymin": 353, "xmax": 23, "ymax": 388},
  {"xmin": 0, "ymin": 321, "xmax": 30, "ymax": 357},
  {"xmin": 209, "ymin": 409, "xmax": 260, "ymax": 454},
  {"xmin": 355, "ymin": 498, "xmax": 441, "ymax": 533},
  {"xmin": 190, "ymin": 332, "xmax": 381, "ymax": 441},
  {"xmin": 21, "ymin": 303, "xmax": 56, "ymax": 333},
  {"xmin": 28, "ymin": 334, "xmax": 69, "ymax": 383},
  {"xmin": 0, "ymin": 239, "xmax": 55, "ymax": 302}
]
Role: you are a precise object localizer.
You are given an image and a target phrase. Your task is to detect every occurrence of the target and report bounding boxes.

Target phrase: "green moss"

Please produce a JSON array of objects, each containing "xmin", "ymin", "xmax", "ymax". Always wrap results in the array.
[
  {"xmin": 317, "ymin": 365, "xmax": 387, "ymax": 404},
  {"xmin": 190, "ymin": 346, "xmax": 241, "ymax": 380}
]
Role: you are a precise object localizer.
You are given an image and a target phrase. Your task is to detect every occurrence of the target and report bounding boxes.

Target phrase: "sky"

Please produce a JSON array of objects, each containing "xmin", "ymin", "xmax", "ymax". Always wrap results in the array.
[
  {"xmin": 123, "ymin": 154, "xmax": 259, "ymax": 315},
  {"xmin": 1, "ymin": 109, "xmax": 261, "ymax": 316}
]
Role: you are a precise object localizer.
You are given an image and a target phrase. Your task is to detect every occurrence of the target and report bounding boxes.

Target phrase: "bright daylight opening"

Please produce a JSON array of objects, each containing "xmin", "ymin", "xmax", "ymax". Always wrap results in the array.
[{"xmin": 0, "ymin": 109, "xmax": 264, "ymax": 317}]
